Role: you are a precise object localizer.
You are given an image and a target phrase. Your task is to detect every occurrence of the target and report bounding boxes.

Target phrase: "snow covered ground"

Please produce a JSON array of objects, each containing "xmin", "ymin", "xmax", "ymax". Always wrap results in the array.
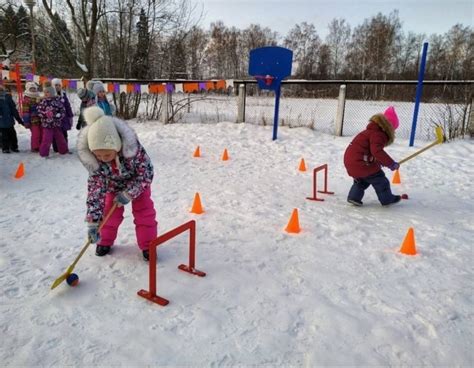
[{"xmin": 0, "ymin": 118, "xmax": 473, "ymax": 366}]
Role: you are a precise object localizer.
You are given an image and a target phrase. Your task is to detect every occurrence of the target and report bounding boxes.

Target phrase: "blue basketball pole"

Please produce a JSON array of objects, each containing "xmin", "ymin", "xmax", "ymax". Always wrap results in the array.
[
  {"xmin": 273, "ymin": 86, "xmax": 281, "ymax": 140},
  {"xmin": 410, "ymin": 42, "xmax": 429, "ymax": 147}
]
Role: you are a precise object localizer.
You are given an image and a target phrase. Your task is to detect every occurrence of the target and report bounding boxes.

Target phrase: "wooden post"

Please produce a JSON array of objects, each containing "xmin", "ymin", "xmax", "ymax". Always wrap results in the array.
[
  {"xmin": 237, "ymin": 84, "xmax": 246, "ymax": 123},
  {"xmin": 335, "ymin": 84, "xmax": 346, "ymax": 137}
]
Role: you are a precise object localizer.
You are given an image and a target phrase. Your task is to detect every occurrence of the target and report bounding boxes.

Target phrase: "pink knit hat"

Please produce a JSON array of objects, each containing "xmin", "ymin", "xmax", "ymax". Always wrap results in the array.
[{"xmin": 384, "ymin": 106, "xmax": 399, "ymax": 130}]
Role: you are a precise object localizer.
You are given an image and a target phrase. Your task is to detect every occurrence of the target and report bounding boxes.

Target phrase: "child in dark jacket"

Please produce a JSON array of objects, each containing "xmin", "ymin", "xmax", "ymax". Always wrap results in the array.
[
  {"xmin": 0, "ymin": 84, "xmax": 24, "ymax": 153},
  {"xmin": 77, "ymin": 106, "xmax": 157, "ymax": 261},
  {"xmin": 75, "ymin": 88, "xmax": 96, "ymax": 130},
  {"xmin": 343, "ymin": 106, "xmax": 401, "ymax": 206}
]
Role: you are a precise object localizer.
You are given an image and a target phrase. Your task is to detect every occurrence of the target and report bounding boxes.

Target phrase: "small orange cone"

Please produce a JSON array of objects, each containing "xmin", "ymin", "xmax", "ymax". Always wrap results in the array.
[
  {"xmin": 190, "ymin": 192, "xmax": 204, "ymax": 214},
  {"xmin": 399, "ymin": 227, "xmax": 417, "ymax": 255},
  {"xmin": 392, "ymin": 169, "xmax": 401, "ymax": 184},
  {"xmin": 298, "ymin": 158, "xmax": 307, "ymax": 172},
  {"xmin": 14, "ymin": 162, "xmax": 25, "ymax": 179},
  {"xmin": 285, "ymin": 208, "xmax": 301, "ymax": 234},
  {"xmin": 193, "ymin": 146, "xmax": 201, "ymax": 157},
  {"xmin": 221, "ymin": 148, "xmax": 229, "ymax": 161}
]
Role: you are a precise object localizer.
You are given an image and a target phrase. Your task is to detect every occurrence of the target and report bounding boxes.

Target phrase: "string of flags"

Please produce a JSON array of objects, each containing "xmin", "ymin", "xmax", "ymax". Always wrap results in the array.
[{"xmin": 1, "ymin": 70, "xmax": 234, "ymax": 95}]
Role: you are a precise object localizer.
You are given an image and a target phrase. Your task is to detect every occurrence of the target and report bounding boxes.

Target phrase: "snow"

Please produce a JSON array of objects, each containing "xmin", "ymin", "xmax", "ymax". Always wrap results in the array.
[
  {"xmin": 76, "ymin": 60, "xmax": 88, "ymax": 73},
  {"xmin": 1, "ymin": 116, "xmax": 473, "ymax": 366}
]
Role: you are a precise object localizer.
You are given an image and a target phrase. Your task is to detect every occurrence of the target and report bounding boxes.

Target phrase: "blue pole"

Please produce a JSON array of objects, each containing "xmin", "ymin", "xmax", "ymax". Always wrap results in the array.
[
  {"xmin": 272, "ymin": 85, "xmax": 281, "ymax": 140},
  {"xmin": 410, "ymin": 42, "xmax": 429, "ymax": 147}
]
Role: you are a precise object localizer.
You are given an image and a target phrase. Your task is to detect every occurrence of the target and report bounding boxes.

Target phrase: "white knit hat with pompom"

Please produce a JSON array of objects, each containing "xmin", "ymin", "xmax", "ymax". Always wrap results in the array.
[{"xmin": 84, "ymin": 106, "xmax": 122, "ymax": 152}]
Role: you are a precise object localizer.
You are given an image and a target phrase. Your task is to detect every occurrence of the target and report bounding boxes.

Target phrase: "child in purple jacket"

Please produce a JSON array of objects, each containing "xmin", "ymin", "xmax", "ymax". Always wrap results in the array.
[
  {"xmin": 37, "ymin": 85, "xmax": 68, "ymax": 157},
  {"xmin": 51, "ymin": 78, "xmax": 74, "ymax": 152},
  {"xmin": 76, "ymin": 106, "xmax": 157, "ymax": 261}
]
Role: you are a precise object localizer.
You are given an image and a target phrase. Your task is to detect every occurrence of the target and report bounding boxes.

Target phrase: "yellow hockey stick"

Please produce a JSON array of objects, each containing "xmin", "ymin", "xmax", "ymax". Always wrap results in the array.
[
  {"xmin": 51, "ymin": 204, "xmax": 118, "ymax": 290},
  {"xmin": 399, "ymin": 126, "xmax": 445, "ymax": 165}
]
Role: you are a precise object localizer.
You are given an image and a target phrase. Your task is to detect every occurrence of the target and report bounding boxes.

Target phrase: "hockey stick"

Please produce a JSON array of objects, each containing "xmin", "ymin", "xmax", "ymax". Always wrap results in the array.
[
  {"xmin": 399, "ymin": 126, "xmax": 445, "ymax": 165},
  {"xmin": 51, "ymin": 204, "xmax": 118, "ymax": 290}
]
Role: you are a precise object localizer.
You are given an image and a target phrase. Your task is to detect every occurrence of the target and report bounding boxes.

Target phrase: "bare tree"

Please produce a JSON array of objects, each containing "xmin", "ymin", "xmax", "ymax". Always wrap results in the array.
[
  {"xmin": 284, "ymin": 22, "xmax": 321, "ymax": 78},
  {"xmin": 326, "ymin": 18, "xmax": 350, "ymax": 78}
]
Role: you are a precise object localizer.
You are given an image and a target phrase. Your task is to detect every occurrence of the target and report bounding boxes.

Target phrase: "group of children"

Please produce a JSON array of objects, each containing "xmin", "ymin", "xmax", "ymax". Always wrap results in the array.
[
  {"xmin": 0, "ymin": 79, "xmax": 115, "ymax": 157},
  {"xmin": 3, "ymin": 78, "xmax": 402, "ymax": 260}
]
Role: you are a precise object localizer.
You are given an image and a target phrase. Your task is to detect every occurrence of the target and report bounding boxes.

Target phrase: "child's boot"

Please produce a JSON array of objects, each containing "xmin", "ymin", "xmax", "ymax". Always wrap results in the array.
[
  {"xmin": 96, "ymin": 245, "xmax": 111, "ymax": 256},
  {"xmin": 383, "ymin": 195, "xmax": 401, "ymax": 206}
]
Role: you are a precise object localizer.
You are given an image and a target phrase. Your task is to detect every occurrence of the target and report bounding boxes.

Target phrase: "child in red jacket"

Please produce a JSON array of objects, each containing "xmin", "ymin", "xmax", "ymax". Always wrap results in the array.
[{"xmin": 343, "ymin": 106, "xmax": 401, "ymax": 206}]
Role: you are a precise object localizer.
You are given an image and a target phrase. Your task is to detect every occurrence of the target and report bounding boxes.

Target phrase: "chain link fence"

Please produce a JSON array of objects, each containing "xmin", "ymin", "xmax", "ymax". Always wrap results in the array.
[{"xmin": 237, "ymin": 80, "xmax": 473, "ymax": 141}]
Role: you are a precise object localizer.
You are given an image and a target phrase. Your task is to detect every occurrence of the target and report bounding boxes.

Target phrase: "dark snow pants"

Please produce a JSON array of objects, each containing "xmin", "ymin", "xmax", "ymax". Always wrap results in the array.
[{"xmin": 348, "ymin": 170, "xmax": 396, "ymax": 205}]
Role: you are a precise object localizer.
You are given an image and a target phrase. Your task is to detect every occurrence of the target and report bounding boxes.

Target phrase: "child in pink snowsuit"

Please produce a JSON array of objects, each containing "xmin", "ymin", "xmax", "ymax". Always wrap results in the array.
[
  {"xmin": 77, "ymin": 106, "xmax": 157, "ymax": 260},
  {"xmin": 37, "ymin": 85, "xmax": 68, "ymax": 157}
]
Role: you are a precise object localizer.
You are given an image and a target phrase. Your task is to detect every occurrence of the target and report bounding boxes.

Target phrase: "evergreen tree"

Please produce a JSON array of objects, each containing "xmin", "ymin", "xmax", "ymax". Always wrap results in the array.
[
  {"xmin": 131, "ymin": 8, "xmax": 150, "ymax": 79},
  {"xmin": 36, "ymin": 12, "xmax": 76, "ymax": 76}
]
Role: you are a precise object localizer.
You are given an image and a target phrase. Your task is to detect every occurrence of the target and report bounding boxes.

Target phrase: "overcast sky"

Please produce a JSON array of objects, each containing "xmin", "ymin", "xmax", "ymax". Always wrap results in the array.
[{"xmin": 197, "ymin": 0, "xmax": 473, "ymax": 39}]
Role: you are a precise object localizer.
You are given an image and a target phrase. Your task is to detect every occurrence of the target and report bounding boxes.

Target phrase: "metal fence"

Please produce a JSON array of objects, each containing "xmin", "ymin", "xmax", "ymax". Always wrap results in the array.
[{"xmin": 235, "ymin": 80, "xmax": 473, "ymax": 141}]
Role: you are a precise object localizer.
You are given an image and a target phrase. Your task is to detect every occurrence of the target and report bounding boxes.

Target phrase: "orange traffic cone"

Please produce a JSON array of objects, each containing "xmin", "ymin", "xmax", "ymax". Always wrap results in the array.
[
  {"xmin": 285, "ymin": 208, "xmax": 301, "ymax": 234},
  {"xmin": 193, "ymin": 146, "xmax": 201, "ymax": 157},
  {"xmin": 14, "ymin": 162, "xmax": 25, "ymax": 179},
  {"xmin": 190, "ymin": 192, "xmax": 204, "ymax": 214},
  {"xmin": 298, "ymin": 158, "xmax": 307, "ymax": 172},
  {"xmin": 399, "ymin": 227, "xmax": 417, "ymax": 255},
  {"xmin": 392, "ymin": 169, "xmax": 401, "ymax": 184},
  {"xmin": 221, "ymin": 148, "xmax": 229, "ymax": 161}
]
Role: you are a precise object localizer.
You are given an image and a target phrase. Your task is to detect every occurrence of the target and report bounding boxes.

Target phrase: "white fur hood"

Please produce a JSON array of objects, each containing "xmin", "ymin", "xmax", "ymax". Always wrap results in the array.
[{"xmin": 77, "ymin": 117, "xmax": 139, "ymax": 173}]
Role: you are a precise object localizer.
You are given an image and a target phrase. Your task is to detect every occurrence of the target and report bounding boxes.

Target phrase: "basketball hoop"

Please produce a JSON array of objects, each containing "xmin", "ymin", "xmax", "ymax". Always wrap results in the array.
[{"xmin": 255, "ymin": 74, "xmax": 275, "ymax": 86}]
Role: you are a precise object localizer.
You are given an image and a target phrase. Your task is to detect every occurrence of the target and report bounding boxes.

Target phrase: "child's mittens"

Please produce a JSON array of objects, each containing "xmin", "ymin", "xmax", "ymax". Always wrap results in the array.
[
  {"xmin": 114, "ymin": 192, "xmax": 131, "ymax": 207},
  {"xmin": 388, "ymin": 162, "xmax": 400, "ymax": 171},
  {"xmin": 87, "ymin": 223, "xmax": 100, "ymax": 243}
]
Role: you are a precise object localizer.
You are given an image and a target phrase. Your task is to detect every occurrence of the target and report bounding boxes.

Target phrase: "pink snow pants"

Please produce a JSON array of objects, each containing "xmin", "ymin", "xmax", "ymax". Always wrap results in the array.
[
  {"xmin": 39, "ymin": 127, "xmax": 68, "ymax": 157},
  {"xmin": 99, "ymin": 187, "xmax": 157, "ymax": 250},
  {"xmin": 30, "ymin": 124, "xmax": 43, "ymax": 151}
]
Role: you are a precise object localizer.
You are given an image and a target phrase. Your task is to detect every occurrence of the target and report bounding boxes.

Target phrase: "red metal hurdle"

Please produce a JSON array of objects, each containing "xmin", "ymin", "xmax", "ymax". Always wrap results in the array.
[
  {"xmin": 306, "ymin": 164, "xmax": 335, "ymax": 201},
  {"xmin": 137, "ymin": 220, "xmax": 206, "ymax": 306}
]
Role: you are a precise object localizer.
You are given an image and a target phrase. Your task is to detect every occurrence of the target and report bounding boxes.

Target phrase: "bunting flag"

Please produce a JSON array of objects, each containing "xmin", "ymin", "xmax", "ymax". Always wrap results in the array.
[
  {"xmin": 140, "ymin": 84, "xmax": 149, "ymax": 94},
  {"xmin": 225, "ymin": 79, "xmax": 234, "ymax": 88},
  {"xmin": 165, "ymin": 83, "xmax": 174, "ymax": 93},
  {"xmin": 126, "ymin": 83, "xmax": 134, "ymax": 93},
  {"xmin": 107, "ymin": 83, "xmax": 115, "ymax": 93},
  {"xmin": 102, "ymin": 83, "xmax": 108, "ymax": 92},
  {"xmin": 183, "ymin": 82, "xmax": 199, "ymax": 93},
  {"xmin": 62, "ymin": 79, "xmax": 69, "ymax": 88},
  {"xmin": 120, "ymin": 84, "xmax": 127, "ymax": 94},
  {"xmin": 33, "ymin": 75, "xmax": 40, "ymax": 84},
  {"xmin": 25, "ymin": 73, "xmax": 34, "ymax": 81},
  {"xmin": 206, "ymin": 81, "xmax": 215, "ymax": 90},
  {"xmin": 77, "ymin": 81, "xmax": 84, "ymax": 89},
  {"xmin": 9, "ymin": 71, "xmax": 18, "ymax": 80},
  {"xmin": 215, "ymin": 80, "xmax": 226, "ymax": 90},
  {"xmin": 69, "ymin": 80, "xmax": 77, "ymax": 89},
  {"xmin": 113, "ymin": 83, "xmax": 120, "ymax": 93},
  {"xmin": 149, "ymin": 84, "xmax": 165, "ymax": 94},
  {"xmin": 39, "ymin": 76, "xmax": 48, "ymax": 85},
  {"xmin": 1, "ymin": 70, "xmax": 9, "ymax": 80},
  {"xmin": 198, "ymin": 82, "xmax": 207, "ymax": 91},
  {"xmin": 175, "ymin": 83, "xmax": 183, "ymax": 93},
  {"xmin": 134, "ymin": 83, "xmax": 141, "ymax": 94}
]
